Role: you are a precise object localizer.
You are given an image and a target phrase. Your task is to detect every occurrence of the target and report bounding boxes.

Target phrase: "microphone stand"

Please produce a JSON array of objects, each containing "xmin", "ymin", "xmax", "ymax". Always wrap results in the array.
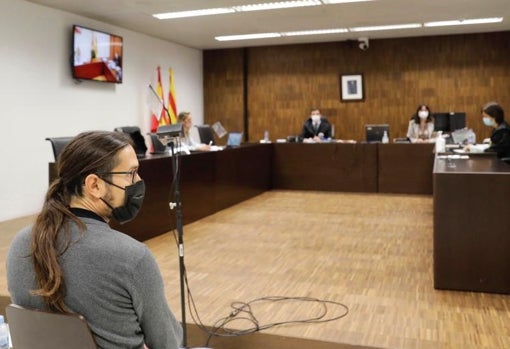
[
  {"xmin": 157, "ymin": 124, "xmax": 212, "ymax": 349},
  {"xmin": 168, "ymin": 139, "xmax": 188, "ymax": 348},
  {"xmin": 156, "ymin": 123, "xmax": 189, "ymax": 348}
]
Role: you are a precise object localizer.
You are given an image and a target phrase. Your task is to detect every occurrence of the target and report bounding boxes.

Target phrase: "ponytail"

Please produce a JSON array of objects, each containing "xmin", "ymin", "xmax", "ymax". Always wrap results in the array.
[{"xmin": 30, "ymin": 178, "xmax": 84, "ymax": 313}]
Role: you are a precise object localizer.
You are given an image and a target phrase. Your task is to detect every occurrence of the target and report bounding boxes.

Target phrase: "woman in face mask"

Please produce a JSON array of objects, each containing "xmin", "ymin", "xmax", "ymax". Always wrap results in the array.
[
  {"xmin": 406, "ymin": 104, "xmax": 436, "ymax": 143},
  {"xmin": 481, "ymin": 103, "xmax": 510, "ymax": 158}
]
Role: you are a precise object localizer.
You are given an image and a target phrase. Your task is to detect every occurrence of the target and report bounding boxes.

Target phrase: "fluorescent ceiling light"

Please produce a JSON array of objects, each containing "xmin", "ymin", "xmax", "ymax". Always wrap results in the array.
[
  {"xmin": 234, "ymin": 1, "xmax": 321, "ymax": 12},
  {"xmin": 215, "ymin": 33, "xmax": 282, "ymax": 41},
  {"xmin": 154, "ymin": 0, "xmax": 372, "ymax": 19},
  {"xmin": 283, "ymin": 28, "xmax": 348, "ymax": 36},
  {"xmin": 350, "ymin": 23, "xmax": 422, "ymax": 32},
  {"xmin": 321, "ymin": 0, "xmax": 374, "ymax": 3},
  {"xmin": 424, "ymin": 17, "xmax": 503, "ymax": 27},
  {"xmin": 153, "ymin": 8, "xmax": 235, "ymax": 19}
]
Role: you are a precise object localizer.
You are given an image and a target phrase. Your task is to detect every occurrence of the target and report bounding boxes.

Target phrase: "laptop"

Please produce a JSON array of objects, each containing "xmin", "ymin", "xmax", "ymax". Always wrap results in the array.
[
  {"xmin": 226, "ymin": 132, "xmax": 243, "ymax": 147},
  {"xmin": 365, "ymin": 124, "xmax": 389, "ymax": 143}
]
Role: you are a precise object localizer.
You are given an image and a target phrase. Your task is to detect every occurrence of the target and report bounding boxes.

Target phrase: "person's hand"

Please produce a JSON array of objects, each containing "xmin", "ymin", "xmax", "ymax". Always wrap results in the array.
[
  {"xmin": 198, "ymin": 144, "xmax": 212, "ymax": 151},
  {"xmin": 313, "ymin": 136, "xmax": 322, "ymax": 143}
]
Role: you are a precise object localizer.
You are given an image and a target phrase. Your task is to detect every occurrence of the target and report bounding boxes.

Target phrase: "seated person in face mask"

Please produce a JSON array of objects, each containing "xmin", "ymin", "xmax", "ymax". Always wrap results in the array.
[
  {"xmin": 300, "ymin": 108, "xmax": 332, "ymax": 142},
  {"xmin": 407, "ymin": 104, "xmax": 436, "ymax": 143},
  {"xmin": 6, "ymin": 131, "xmax": 182, "ymax": 349},
  {"xmin": 479, "ymin": 103, "xmax": 510, "ymax": 158}
]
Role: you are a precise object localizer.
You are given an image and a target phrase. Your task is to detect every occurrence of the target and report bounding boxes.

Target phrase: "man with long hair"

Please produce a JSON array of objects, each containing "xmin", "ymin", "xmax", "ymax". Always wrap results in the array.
[{"xmin": 7, "ymin": 131, "xmax": 182, "ymax": 349}]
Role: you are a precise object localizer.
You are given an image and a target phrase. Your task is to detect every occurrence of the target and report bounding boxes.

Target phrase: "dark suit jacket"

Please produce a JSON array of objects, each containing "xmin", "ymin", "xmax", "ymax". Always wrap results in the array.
[
  {"xmin": 487, "ymin": 121, "xmax": 510, "ymax": 158},
  {"xmin": 301, "ymin": 118, "xmax": 332, "ymax": 139}
]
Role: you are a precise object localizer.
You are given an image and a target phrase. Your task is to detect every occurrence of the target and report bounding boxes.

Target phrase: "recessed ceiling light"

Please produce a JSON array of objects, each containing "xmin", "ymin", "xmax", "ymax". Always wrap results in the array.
[
  {"xmin": 321, "ymin": 0, "xmax": 374, "ymax": 3},
  {"xmin": 350, "ymin": 23, "xmax": 422, "ymax": 32},
  {"xmin": 424, "ymin": 17, "xmax": 503, "ymax": 27},
  {"xmin": 234, "ymin": 1, "xmax": 321, "ymax": 12},
  {"xmin": 154, "ymin": 0, "xmax": 374, "ymax": 19},
  {"xmin": 215, "ymin": 33, "xmax": 282, "ymax": 41},
  {"xmin": 283, "ymin": 28, "xmax": 349, "ymax": 36},
  {"xmin": 153, "ymin": 8, "xmax": 235, "ymax": 19}
]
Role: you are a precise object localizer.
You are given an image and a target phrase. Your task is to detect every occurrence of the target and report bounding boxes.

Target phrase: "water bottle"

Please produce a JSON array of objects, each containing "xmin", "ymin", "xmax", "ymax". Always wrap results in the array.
[
  {"xmin": 435, "ymin": 131, "xmax": 446, "ymax": 153},
  {"xmin": 382, "ymin": 130, "xmax": 389, "ymax": 144},
  {"xmin": 263, "ymin": 130, "xmax": 269, "ymax": 142},
  {"xmin": 0, "ymin": 315, "xmax": 9, "ymax": 349}
]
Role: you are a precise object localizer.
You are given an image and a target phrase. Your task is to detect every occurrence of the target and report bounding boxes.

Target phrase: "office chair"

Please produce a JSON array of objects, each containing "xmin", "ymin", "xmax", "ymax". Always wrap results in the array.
[
  {"xmin": 195, "ymin": 125, "xmax": 215, "ymax": 145},
  {"xmin": 6, "ymin": 304, "xmax": 98, "ymax": 349},
  {"xmin": 148, "ymin": 133, "xmax": 168, "ymax": 154},
  {"xmin": 114, "ymin": 126, "xmax": 148, "ymax": 158},
  {"xmin": 45, "ymin": 137, "xmax": 74, "ymax": 161}
]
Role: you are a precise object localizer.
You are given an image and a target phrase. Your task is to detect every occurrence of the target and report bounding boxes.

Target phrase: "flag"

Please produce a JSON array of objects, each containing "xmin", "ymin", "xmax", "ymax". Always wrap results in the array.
[
  {"xmin": 167, "ymin": 68, "xmax": 178, "ymax": 124},
  {"xmin": 157, "ymin": 67, "xmax": 171, "ymax": 126}
]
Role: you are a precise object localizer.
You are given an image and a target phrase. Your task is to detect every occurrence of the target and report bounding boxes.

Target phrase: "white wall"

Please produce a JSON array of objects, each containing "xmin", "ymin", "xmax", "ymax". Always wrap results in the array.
[{"xmin": 0, "ymin": 0, "xmax": 203, "ymax": 222}]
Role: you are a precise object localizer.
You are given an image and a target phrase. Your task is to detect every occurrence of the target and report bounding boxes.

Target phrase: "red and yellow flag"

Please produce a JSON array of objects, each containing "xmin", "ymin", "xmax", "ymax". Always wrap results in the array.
[
  {"xmin": 157, "ymin": 67, "xmax": 170, "ymax": 126},
  {"xmin": 167, "ymin": 68, "xmax": 177, "ymax": 124}
]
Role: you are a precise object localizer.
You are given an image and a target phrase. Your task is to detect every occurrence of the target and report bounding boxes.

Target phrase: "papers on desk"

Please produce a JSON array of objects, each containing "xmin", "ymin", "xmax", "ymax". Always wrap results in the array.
[
  {"xmin": 210, "ymin": 145, "xmax": 223, "ymax": 151},
  {"xmin": 437, "ymin": 154, "xmax": 469, "ymax": 159},
  {"xmin": 453, "ymin": 144, "xmax": 490, "ymax": 154}
]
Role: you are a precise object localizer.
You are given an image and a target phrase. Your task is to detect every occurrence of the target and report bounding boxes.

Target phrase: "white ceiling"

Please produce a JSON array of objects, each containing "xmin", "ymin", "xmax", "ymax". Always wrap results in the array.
[{"xmin": 26, "ymin": 0, "xmax": 510, "ymax": 49}]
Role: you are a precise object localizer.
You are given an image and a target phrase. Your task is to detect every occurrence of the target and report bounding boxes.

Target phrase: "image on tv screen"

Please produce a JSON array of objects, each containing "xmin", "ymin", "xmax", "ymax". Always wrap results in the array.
[{"xmin": 72, "ymin": 25, "xmax": 123, "ymax": 83}]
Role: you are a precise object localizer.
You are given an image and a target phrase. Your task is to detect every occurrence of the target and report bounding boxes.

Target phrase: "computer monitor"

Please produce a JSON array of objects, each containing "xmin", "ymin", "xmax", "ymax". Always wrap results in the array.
[
  {"xmin": 449, "ymin": 112, "xmax": 466, "ymax": 131},
  {"xmin": 434, "ymin": 112, "xmax": 466, "ymax": 132},
  {"xmin": 433, "ymin": 113, "xmax": 450, "ymax": 132},
  {"xmin": 226, "ymin": 132, "xmax": 243, "ymax": 147},
  {"xmin": 196, "ymin": 125, "xmax": 215, "ymax": 145},
  {"xmin": 365, "ymin": 124, "xmax": 389, "ymax": 143}
]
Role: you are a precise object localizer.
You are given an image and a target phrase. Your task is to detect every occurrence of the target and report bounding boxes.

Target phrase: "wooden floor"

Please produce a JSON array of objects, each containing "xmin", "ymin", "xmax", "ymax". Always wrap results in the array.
[{"xmin": 2, "ymin": 191, "xmax": 510, "ymax": 349}]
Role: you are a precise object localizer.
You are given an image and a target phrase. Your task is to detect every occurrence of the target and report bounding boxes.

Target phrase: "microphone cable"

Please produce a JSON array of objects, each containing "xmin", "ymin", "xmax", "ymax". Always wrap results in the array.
[{"xmin": 169, "ymin": 230, "xmax": 349, "ymax": 348}]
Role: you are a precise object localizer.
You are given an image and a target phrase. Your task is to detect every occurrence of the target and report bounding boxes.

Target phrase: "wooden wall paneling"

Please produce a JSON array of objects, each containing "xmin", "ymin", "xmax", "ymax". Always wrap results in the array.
[
  {"xmin": 205, "ymin": 32, "xmax": 510, "ymax": 143},
  {"xmin": 203, "ymin": 49, "xmax": 245, "ymax": 145}
]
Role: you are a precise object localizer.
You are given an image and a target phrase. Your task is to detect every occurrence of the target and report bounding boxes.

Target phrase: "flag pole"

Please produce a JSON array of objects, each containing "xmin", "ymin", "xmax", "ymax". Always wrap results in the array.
[{"xmin": 149, "ymin": 84, "xmax": 171, "ymax": 119}]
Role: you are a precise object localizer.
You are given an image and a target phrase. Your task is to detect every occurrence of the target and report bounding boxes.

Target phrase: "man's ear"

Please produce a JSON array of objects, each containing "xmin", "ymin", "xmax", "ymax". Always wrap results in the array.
[{"xmin": 83, "ymin": 174, "xmax": 105, "ymax": 199}]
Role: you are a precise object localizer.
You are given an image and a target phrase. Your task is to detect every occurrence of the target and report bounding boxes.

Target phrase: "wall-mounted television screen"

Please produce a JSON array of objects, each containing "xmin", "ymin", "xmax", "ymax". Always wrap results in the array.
[{"xmin": 72, "ymin": 25, "xmax": 123, "ymax": 83}]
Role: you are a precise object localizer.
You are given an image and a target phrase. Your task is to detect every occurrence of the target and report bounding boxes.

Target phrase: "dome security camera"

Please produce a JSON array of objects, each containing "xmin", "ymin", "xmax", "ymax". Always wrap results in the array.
[{"xmin": 358, "ymin": 37, "xmax": 369, "ymax": 51}]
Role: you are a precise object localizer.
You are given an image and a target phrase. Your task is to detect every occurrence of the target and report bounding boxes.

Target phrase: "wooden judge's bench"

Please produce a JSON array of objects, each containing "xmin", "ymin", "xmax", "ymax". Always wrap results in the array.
[{"xmin": 49, "ymin": 142, "xmax": 435, "ymax": 241}]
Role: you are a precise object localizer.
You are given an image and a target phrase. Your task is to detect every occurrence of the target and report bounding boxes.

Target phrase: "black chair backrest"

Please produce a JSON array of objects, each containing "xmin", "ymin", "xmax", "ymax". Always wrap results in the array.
[
  {"xmin": 114, "ymin": 126, "xmax": 148, "ymax": 158},
  {"xmin": 196, "ymin": 125, "xmax": 215, "ymax": 145},
  {"xmin": 148, "ymin": 133, "xmax": 167, "ymax": 154},
  {"xmin": 6, "ymin": 304, "xmax": 97, "ymax": 349},
  {"xmin": 45, "ymin": 137, "xmax": 74, "ymax": 162}
]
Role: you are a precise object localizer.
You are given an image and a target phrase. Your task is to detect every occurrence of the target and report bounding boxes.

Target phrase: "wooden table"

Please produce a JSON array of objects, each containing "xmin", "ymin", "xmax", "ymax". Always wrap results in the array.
[
  {"xmin": 112, "ymin": 144, "xmax": 273, "ymax": 241},
  {"xmin": 378, "ymin": 143, "xmax": 434, "ymax": 194},
  {"xmin": 49, "ymin": 142, "xmax": 435, "ymax": 241},
  {"xmin": 271, "ymin": 143, "xmax": 378, "ymax": 192},
  {"xmin": 433, "ymin": 153, "xmax": 510, "ymax": 294}
]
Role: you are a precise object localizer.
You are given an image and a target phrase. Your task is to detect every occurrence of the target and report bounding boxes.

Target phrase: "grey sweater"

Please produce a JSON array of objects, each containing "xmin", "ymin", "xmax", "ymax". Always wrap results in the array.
[{"xmin": 6, "ymin": 216, "xmax": 182, "ymax": 349}]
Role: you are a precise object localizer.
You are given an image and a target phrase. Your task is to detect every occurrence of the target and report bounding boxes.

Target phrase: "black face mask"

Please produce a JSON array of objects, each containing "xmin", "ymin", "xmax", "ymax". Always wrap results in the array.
[{"xmin": 101, "ymin": 180, "xmax": 145, "ymax": 224}]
